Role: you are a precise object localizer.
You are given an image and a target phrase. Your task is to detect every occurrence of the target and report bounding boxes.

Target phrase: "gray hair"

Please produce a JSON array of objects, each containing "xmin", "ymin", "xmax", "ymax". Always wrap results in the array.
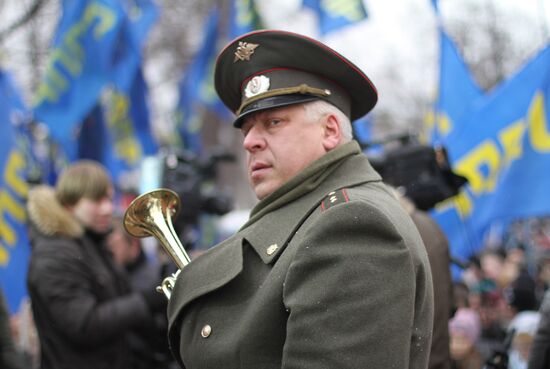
[{"xmin": 302, "ymin": 100, "xmax": 353, "ymax": 142}]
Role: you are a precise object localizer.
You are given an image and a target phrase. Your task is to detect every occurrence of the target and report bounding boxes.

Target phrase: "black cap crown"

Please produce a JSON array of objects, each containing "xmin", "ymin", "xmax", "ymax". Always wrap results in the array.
[{"xmin": 214, "ymin": 30, "xmax": 378, "ymax": 127}]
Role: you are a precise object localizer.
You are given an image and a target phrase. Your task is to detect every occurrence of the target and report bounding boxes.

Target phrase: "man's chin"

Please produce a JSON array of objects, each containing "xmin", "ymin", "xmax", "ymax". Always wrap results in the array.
[{"xmin": 252, "ymin": 182, "xmax": 277, "ymax": 200}]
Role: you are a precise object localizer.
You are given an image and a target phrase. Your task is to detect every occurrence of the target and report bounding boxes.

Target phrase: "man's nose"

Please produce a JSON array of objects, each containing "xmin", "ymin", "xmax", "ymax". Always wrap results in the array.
[{"xmin": 243, "ymin": 124, "xmax": 266, "ymax": 152}]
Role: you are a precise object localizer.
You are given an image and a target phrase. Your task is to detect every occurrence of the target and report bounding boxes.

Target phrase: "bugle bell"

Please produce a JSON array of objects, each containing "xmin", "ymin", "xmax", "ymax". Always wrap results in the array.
[{"xmin": 123, "ymin": 188, "xmax": 190, "ymax": 299}]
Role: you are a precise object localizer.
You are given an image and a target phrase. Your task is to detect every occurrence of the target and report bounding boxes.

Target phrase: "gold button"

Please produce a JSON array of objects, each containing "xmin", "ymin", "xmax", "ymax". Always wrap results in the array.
[
  {"xmin": 328, "ymin": 191, "xmax": 336, "ymax": 195},
  {"xmin": 201, "ymin": 324, "xmax": 212, "ymax": 338},
  {"xmin": 330, "ymin": 196, "xmax": 337, "ymax": 203},
  {"xmin": 266, "ymin": 244, "xmax": 278, "ymax": 256}
]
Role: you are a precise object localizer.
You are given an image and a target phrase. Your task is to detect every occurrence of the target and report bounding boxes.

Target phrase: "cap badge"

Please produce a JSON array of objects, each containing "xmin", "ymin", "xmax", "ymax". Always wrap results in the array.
[
  {"xmin": 234, "ymin": 42, "xmax": 259, "ymax": 62},
  {"xmin": 244, "ymin": 75, "xmax": 270, "ymax": 98}
]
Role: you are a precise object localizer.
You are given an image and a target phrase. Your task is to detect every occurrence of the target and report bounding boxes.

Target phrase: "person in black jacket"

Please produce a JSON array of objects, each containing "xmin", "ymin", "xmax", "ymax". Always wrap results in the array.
[{"xmin": 26, "ymin": 160, "xmax": 164, "ymax": 369}]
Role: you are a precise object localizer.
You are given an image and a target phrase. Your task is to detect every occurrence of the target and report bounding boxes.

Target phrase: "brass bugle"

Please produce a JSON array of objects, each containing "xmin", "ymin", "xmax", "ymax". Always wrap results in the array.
[{"xmin": 123, "ymin": 188, "xmax": 190, "ymax": 299}]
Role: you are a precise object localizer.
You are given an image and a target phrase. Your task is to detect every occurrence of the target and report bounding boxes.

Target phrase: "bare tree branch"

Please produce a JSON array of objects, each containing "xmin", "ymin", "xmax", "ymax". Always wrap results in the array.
[{"xmin": 0, "ymin": 0, "xmax": 47, "ymax": 42}]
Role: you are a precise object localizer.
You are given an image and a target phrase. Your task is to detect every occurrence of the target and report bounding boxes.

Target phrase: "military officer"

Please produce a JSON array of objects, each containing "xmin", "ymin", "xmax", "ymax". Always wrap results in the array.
[{"xmin": 167, "ymin": 29, "xmax": 434, "ymax": 369}]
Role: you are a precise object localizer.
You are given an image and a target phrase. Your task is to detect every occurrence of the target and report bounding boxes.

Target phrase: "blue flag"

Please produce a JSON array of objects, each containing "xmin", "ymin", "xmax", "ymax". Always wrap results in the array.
[
  {"xmin": 124, "ymin": 69, "xmax": 158, "ymax": 157},
  {"xmin": 32, "ymin": 0, "xmax": 128, "ymax": 142},
  {"xmin": 77, "ymin": 103, "xmax": 137, "ymax": 183},
  {"xmin": 176, "ymin": 8, "xmax": 223, "ymax": 153},
  {"xmin": 45, "ymin": 0, "xmax": 159, "ymax": 182},
  {"xmin": 106, "ymin": 0, "xmax": 159, "ymax": 180},
  {"xmin": 229, "ymin": 0, "xmax": 263, "ymax": 39},
  {"xmin": 78, "ymin": 104, "xmax": 109, "ymax": 163},
  {"xmin": 424, "ymin": 1, "xmax": 484, "ymax": 265},
  {"xmin": 102, "ymin": 70, "xmax": 158, "ymax": 180},
  {"xmin": 0, "ymin": 70, "xmax": 31, "ymax": 314},
  {"xmin": 124, "ymin": 0, "xmax": 159, "ymax": 44},
  {"xmin": 76, "ymin": 69, "xmax": 158, "ymax": 183},
  {"xmin": 424, "ymin": 30, "xmax": 483, "ymax": 146},
  {"xmin": 303, "ymin": 0, "xmax": 368, "ymax": 35},
  {"xmin": 112, "ymin": 0, "xmax": 159, "ymax": 90},
  {"xmin": 176, "ymin": 76, "xmax": 203, "ymax": 154},
  {"xmin": 432, "ymin": 43, "xmax": 550, "ymax": 262}
]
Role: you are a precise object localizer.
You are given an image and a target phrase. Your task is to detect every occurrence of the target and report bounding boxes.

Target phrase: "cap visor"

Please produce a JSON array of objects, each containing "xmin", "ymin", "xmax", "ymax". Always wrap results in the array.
[{"xmin": 233, "ymin": 94, "xmax": 318, "ymax": 127}]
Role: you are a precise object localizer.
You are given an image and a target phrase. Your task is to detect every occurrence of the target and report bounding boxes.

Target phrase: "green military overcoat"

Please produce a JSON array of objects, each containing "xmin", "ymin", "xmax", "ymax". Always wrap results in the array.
[{"xmin": 167, "ymin": 142, "xmax": 434, "ymax": 369}]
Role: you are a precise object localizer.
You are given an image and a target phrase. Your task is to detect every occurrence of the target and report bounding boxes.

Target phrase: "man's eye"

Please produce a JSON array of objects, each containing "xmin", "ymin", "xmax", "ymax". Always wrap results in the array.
[{"xmin": 268, "ymin": 119, "xmax": 281, "ymax": 126}]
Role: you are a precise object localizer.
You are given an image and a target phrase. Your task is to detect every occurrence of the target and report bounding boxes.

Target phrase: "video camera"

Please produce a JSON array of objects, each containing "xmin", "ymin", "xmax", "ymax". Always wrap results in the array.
[
  {"xmin": 161, "ymin": 148, "xmax": 234, "ymax": 247},
  {"xmin": 362, "ymin": 134, "xmax": 467, "ymax": 211}
]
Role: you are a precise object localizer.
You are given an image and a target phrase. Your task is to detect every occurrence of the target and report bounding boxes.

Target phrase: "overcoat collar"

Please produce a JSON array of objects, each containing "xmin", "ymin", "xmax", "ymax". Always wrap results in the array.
[
  {"xmin": 242, "ymin": 141, "xmax": 360, "ymax": 228},
  {"xmin": 241, "ymin": 150, "xmax": 381, "ymax": 264}
]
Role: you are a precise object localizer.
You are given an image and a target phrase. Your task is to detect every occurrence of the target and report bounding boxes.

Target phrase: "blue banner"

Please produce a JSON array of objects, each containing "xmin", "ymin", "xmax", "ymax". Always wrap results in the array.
[
  {"xmin": 77, "ymin": 103, "xmax": 136, "ymax": 183},
  {"xmin": 432, "ymin": 44, "xmax": 550, "ymax": 262},
  {"xmin": 38, "ymin": 0, "xmax": 159, "ymax": 183},
  {"xmin": 77, "ymin": 70, "xmax": 158, "ymax": 183},
  {"xmin": 125, "ymin": 0, "xmax": 159, "ymax": 45},
  {"xmin": 102, "ymin": 69, "xmax": 158, "ymax": 180},
  {"xmin": 176, "ymin": 8, "xmax": 222, "ymax": 153},
  {"xmin": 125, "ymin": 69, "xmax": 158, "ymax": 156},
  {"xmin": 112, "ymin": 0, "xmax": 159, "ymax": 90},
  {"xmin": 423, "ymin": 29, "xmax": 483, "ymax": 146},
  {"xmin": 303, "ymin": 0, "xmax": 368, "ymax": 35},
  {"xmin": 229, "ymin": 0, "xmax": 263, "ymax": 39},
  {"xmin": 78, "ymin": 104, "xmax": 109, "ymax": 163},
  {"xmin": 32, "ymin": 0, "xmax": 127, "ymax": 142},
  {"xmin": 0, "ymin": 70, "xmax": 31, "ymax": 314},
  {"xmin": 106, "ymin": 0, "xmax": 158, "ymax": 180}
]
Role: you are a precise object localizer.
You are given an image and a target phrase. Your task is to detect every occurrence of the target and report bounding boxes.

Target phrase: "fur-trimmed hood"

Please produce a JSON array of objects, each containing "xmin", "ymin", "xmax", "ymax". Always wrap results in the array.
[{"xmin": 27, "ymin": 185, "xmax": 83, "ymax": 238}]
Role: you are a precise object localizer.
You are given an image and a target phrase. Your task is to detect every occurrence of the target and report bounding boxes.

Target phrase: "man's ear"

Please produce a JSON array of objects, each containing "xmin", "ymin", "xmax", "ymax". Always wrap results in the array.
[{"xmin": 322, "ymin": 114, "xmax": 341, "ymax": 151}]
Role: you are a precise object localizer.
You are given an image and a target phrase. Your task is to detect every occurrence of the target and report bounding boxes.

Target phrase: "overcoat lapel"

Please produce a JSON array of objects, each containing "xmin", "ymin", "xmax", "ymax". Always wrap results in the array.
[
  {"xmin": 167, "ymin": 193, "xmax": 322, "ymax": 329},
  {"xmin": 167, "ymin": 235, "xmax": 244, "ymax": 328},
  {"xmin": 241, "ymin": 189, "xmax": 326, "ymax": 264}
]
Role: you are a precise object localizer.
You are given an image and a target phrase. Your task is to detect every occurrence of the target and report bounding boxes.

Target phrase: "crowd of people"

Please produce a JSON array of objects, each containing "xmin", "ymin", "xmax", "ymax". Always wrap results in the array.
[{"xmin": 449, "ymin": 244, "xmax": 550, "ymax": 369}]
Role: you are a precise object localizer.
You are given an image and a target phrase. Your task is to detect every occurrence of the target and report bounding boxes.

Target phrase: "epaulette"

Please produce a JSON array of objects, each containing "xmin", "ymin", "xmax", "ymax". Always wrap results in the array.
[{"xmin": 320, "ymin": 189, "xmax": 349, "ymax": 211}]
